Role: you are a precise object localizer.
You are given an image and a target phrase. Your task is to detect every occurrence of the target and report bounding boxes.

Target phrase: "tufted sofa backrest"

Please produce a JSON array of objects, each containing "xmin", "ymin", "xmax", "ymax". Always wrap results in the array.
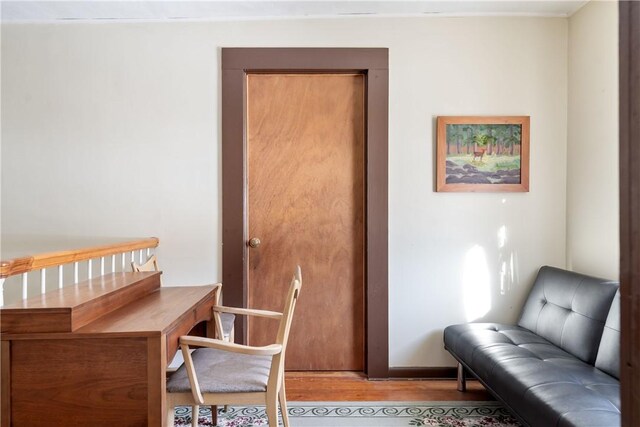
[
  {"xmin": 595, "ymin": 290, "xmax": 621, "ymax": 378},
  {"xmin": 518, "ymin": 266, "xmax": 619, "ymax": 365}
]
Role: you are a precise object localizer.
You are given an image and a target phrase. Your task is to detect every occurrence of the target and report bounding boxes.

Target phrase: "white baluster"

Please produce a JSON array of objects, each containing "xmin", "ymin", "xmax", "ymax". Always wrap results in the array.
[
  {"xmin": 139, "ymin": 249, "xmax": 143, "ymax": 264},
  {"xmin": 74, "ymin": 262, "xmax": 79, "ymax": 284},
  {"xmin": 111, "ymin": 254, "xmax": 116, "ymax": 273},
  {"xmin": 121, "ymin": 253, "xmax": 126, "ymax": 271},
  {"xmin": 0, "ymin": 278, "xmax": 5, "ymax": 306},
  {"xmin": 100, "ymin": 257, "xmax": 105, "ymax": 276},
  {"xmin": 130, "ymin": 251, "xmax": 134, "ymax": 263},
  {"xmin": 22, "ymin": 273, "xmax": 28, "ymax": 299},
  {"xmin": 88, "ymin": 259, "xmax": 93, "ymax": 279},
  {"xmin": 146, "ymin": 248, "xmax": 150, "ymax": 257},
  {"xmin": 58, "ymin": 265, "xmax": 63, "ymax": 289},
  {"xmin": 40, "ymin": 269, "xmax": 46, "ymax": 294}
]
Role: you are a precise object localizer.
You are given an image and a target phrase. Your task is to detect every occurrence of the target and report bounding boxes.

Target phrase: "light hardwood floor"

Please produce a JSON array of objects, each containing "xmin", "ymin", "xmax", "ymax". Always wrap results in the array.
[{"xmin": 285, "ymin": 372, "xmax": 493, "ymax": 401}]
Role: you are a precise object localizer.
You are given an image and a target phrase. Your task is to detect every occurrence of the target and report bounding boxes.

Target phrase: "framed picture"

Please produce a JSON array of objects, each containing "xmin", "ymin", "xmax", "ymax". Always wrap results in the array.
[{"xmin": 436, "ymin": 116, "xmax": 530, "ymax": 192}]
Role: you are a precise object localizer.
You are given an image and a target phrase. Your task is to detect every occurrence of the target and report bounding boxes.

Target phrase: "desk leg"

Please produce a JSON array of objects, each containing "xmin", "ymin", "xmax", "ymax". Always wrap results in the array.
[
  {"xmin": 206, "ymin": 317, "xmax": 216, "ymax": 339},
  {"xmin": 148, "ymin": 336, "xmax": 167, "ymax": 426},
  {"xmin": 1, "ymin": 341, "xmax": 10, "ymax": 427}
]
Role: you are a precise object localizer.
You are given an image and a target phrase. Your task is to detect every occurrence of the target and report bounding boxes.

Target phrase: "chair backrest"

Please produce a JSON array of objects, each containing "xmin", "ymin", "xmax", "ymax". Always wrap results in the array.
[
  {"xmin": 212, "ymin": 285, "xmax": 226, "ymax": 339},
  {"xmin": 131, "ymin": 255, "xmax": 159, "ymax": 272},
  {"xmin": 269, "ymin": 266, "xmax": 302, "ymax": 388},
  {"xmin": 277, "ymin": 266, "xmax": 302, "ymax": 348}
]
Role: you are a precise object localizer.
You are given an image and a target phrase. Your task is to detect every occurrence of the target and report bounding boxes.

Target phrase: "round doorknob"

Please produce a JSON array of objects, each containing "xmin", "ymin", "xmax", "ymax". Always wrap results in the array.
[{"xmin": 248, "ymin": 237, "xmax": 261, "ymax": 248}]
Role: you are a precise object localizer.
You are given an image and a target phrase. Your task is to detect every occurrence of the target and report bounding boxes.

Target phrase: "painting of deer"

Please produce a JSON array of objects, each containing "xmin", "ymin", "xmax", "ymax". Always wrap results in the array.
[{"xmin": 437, "ymin": 116, "xmax": 530, "ymax": 192}]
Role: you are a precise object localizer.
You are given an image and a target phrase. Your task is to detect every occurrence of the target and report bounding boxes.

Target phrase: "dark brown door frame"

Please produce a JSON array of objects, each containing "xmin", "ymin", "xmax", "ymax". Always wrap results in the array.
[
  {"xmin": 619, "ymin": 2, "xmax": 640, "ymax": 425},
  {"xmin": 221, "ymin": 48, "xmax": 389, "ymax": 379}
]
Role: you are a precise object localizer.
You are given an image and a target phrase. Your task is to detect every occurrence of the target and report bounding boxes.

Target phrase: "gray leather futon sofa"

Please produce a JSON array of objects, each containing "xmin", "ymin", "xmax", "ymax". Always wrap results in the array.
[{"xmin": 444, "ymin": 266, "xmax": 621, "ymax": 427}]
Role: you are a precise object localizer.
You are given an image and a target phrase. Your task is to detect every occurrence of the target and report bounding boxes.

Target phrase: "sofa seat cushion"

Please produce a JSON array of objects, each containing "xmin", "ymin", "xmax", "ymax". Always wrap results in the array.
[{"xmin": 444, "ymin": 323, "xmax": 620, "ymax": 427}]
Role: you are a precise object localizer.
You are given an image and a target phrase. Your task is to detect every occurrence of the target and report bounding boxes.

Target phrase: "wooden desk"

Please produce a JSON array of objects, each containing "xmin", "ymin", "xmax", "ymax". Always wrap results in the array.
[{"xmin": 1, "ymin": 272, "xmax": 217, "ymax": 426}]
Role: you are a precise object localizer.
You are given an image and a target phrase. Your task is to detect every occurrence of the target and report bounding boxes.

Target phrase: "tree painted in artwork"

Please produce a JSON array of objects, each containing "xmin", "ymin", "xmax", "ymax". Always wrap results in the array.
[
  {"xmin": 445, "ymin": 124, "xmax": 521, "ymax": 157},
  {"xmin": 446, "ymin": 125, "xmax": 462, "ymax": 155},
  {"xmin": 473, "ymin": 128, "xmax": 494, "ymax": 151},
  {"xmin": 465, "ymin": 125, "xmax": 474, "ymax": 154}
]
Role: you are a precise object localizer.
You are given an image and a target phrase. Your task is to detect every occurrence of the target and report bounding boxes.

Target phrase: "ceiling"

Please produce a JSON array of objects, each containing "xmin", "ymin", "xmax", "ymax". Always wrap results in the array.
[{"xmin": 1, "ymin": 1, "xmax": 589, "ymax": 23}]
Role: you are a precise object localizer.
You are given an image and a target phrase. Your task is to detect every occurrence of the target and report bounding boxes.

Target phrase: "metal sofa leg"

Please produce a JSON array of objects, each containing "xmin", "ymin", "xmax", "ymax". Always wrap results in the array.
[{"xmin": 457, "ymin": 362, "xmax": 467, "ymax": 392}]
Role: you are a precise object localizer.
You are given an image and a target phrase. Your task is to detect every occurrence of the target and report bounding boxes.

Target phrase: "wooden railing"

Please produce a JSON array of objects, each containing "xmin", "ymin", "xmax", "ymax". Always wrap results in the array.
[{"xmin": 0, "ymin": 237, "xmax": 159, "ymax": 306}]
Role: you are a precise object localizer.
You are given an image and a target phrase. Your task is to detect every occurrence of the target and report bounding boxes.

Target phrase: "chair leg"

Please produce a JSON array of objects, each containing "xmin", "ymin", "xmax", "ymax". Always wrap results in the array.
[
  {"xmin": 279, "ymin": 383, "xmax": 290, "ymax": 427},
  {"xmin": 211, "ymin": 405, "xmax": 218, "ymax": 426},
  {"xmin": 191, "ymin": 405, "xmax": 200, "ymax": 427},
  {"xmin": 266, "ymin": 391, "xmax": 279, "ymax": 427},
  {"xmin": 166, "ymin": 405, "xmax": 175, "ymax": 427},
  {"xmin": 457, "ymin": 362, "xmax": 467, "ymax": 392}
]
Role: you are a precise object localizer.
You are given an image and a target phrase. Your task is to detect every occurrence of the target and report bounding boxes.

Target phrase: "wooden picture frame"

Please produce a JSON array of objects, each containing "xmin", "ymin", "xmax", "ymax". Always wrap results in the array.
[{"xmin": 436, "ymin": 116, "xmax": 530, "ymax": 192}]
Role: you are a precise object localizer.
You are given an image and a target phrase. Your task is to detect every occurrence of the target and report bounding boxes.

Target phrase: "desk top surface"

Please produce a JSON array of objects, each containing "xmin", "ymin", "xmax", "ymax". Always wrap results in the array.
[
  {"xmin": 0, "ymin": 272, "xmax": 158, "ymax": 311},
  {"xmin": 1, "ymin": 270, "xmax": 219, "ymax": 337},
  {"xmin": 76, "ymin": 285, "xmax": 216, "ymax": 335}
]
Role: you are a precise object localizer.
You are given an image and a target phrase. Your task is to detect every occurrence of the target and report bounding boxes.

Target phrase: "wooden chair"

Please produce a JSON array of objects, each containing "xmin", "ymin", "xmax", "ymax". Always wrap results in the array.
[
  {"xmin": 132, "ymin": 255, "xmax": 236, "ymax": 341},
  {"xmin": 132, "ymin": 255, "xmax": 237, "ymax": 425},
  {"xmin": 166, "ymin": 266, "xmax": 302, "ymax": 427},
  {"xmin": 131, "ymin": 254, "xmax": 159, "ymax": 272}
]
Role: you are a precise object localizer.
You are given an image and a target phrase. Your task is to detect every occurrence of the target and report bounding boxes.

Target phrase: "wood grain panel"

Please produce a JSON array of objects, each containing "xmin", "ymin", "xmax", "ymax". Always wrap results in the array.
[
  {"xmin": 365, "ymin": 67, "xmax": 390, "ymax": 378},
  {"xmin": 10, "ymin": 338, "xmax": 148, "ymax": 426},
  {"xmin": 1, "ymin": 286, "xmax": 216, "ymax": 425},
  {"xmin": 247, "ymin": 74, "xmax": 365, "ymax": 370},
  {"xmin": 619, "ymin": 3, "xmax": 640, "ymax": 425},
  {"xmin": 0, "ymin": 311, "xmax": 71, "ymax": 336},
  {"xmin": 222, "ymin": 67, "xmax": 249, "ymax": 343},
  {"xmin": 147, "ymin": 335, "xmax": 166, "ymax": 426},
  {"xmin": 164, "ymin": 295, "xmax": 214, "ymax": 362},
  {"xmin": 76, "ymin": 285, "xmax": 216, "ymax": 335},
  {"xmin": 222, "ymin": 48, "xmax": 388, "ymax": 71},
  {"xmin": 0, "ymin": 272, "xmax": 160, "ymax": 334},
  {"xmin": 284, "ymin": 371, "xmax": 492, "ymax": 402},
  {"xmin": 1, "ymin": 342, "xmax": 10, "ymax": 427}
]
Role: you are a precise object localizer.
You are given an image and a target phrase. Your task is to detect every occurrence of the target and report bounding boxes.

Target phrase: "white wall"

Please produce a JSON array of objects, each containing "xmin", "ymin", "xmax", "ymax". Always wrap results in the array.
[
  {"xmin": 1, "ymin": 17, "xmax": 569, "ymax": 367},
  {"xmin": 567, "ymin": 1, "xmax": 619, "ymax": 280}
]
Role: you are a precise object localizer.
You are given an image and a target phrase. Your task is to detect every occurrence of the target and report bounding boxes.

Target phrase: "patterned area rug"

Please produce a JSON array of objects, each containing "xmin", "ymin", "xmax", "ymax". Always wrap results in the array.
[{"xmin": 174, "ymin": 402, "xmax": 522, "ymax": 426}]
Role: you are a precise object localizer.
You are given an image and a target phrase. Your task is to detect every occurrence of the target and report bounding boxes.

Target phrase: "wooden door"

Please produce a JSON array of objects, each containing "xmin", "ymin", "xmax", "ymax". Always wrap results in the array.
[{"xmin": 246, "ymin": 73, "xmax": 365, "ymax": 370}]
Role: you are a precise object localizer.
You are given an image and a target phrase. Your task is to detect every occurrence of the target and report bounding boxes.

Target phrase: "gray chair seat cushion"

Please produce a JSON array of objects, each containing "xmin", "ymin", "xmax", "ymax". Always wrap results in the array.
[
  {"xmin": 444, "ymin": 323, "xmax": 620, "ymax": 427},
  {"xmin": 219, "ymin": 312, "xmax": 236, "ymax": 336},
  {"xmin": 167, "ymin": 347, "xmax": 272, "ymax": 393}
]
